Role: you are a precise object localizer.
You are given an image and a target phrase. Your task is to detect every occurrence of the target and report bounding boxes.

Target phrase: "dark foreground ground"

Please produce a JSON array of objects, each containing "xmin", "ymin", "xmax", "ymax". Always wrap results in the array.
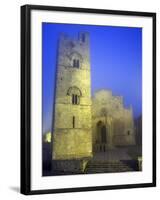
[{"xmin": 43, "ymin": 145, "xmax": 142, "ymax": 176}]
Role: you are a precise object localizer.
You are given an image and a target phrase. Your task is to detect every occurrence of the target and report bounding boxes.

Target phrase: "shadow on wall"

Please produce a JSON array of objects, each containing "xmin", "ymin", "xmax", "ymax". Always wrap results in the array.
[{"xmin": 9, "ymin": 186, "xmax": 19, "ymax": 193}]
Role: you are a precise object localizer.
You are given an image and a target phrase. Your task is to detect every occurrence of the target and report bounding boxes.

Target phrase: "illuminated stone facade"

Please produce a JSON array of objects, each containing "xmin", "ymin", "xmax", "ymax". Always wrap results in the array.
[
  {"xmin": 52, "ymin": 32, "xmax": 92, "ymax": 172},
  {"xmin": 52, "ymin": 32, "xmax": 135, "ymax": 173},
  {"xmin": 92, "ymin": 90, "xmax": 135, "ymax": 153}
]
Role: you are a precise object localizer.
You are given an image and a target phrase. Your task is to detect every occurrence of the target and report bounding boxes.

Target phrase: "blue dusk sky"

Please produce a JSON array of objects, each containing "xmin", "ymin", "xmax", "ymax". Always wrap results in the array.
[{"xmin": 42, "ymin": 23, "xmax": 142, "ymax": 134}]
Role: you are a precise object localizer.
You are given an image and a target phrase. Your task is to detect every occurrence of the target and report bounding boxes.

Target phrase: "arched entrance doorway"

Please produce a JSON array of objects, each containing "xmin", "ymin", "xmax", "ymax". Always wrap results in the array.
[
  {"xmin": 95, "ymin": 121, "xmax": 108, "ymax": 152},
  {"xmin": 101, "ymin": 125, "xmax": 107, "ymax": 143},
  {"xmin": 100, "ymin": 125, "xmax": 107, "ymax": 152}
]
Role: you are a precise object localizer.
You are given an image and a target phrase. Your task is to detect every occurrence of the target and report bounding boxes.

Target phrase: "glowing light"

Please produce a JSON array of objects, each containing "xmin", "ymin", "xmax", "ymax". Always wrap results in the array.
[{"xmin": 44, "ymin": 132, "xmax": 51, "ymax": 143}]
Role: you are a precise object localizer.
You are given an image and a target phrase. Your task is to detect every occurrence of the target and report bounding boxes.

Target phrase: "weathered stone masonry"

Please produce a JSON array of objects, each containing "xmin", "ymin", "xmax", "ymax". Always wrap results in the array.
[
  {"xmin": 52, "ymin": 32, "xmax": 135, "ymax": 173},
  {"xmin": 52, "ymin": 32, "xmax": 92, "ymax": 172}
]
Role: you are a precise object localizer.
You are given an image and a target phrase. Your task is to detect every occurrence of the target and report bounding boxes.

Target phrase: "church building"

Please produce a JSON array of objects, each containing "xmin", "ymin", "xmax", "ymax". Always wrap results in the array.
[{"xmin": 52, "ymin": 32, "xmax": 135, "ymax": 173}]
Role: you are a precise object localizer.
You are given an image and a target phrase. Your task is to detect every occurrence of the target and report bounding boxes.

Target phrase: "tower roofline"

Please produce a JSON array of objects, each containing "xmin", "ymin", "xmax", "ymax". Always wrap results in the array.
[{"xmin": 59, "ymin": 32, "xmax": 89, "ymax": 42}]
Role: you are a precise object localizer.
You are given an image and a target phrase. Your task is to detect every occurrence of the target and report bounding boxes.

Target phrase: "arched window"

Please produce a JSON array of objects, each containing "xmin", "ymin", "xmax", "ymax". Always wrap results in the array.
[
  {"xmin": 73, "ymin": 59, "xmax": 79, "ymax": 68},
  {"xmin": 67, "ymin": 86, "xmax": 82, "ymax": 105},
  {"xmin": 69, "ymin": 51, "xmax": 82, "ymax": 69},
  {"xmin": 72, "ymin": 94, "xmax": 79, "ymax": 105}
]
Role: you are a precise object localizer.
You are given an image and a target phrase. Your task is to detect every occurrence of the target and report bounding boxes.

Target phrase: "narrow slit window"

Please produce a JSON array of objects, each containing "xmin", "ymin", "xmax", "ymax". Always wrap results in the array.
[
  {"xmin": 73, "ymin": 116, "xmax": 75, "ymax": 128},
  {"xmin": 72, "ymin": 94, "xmax": 74, "ymax": 104}
]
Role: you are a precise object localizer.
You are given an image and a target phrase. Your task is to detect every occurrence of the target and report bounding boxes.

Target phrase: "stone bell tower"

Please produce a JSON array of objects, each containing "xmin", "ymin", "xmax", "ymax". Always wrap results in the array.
[{"xmin": 52, "ymin": 32, "xmax": 92, "ymax": 173}]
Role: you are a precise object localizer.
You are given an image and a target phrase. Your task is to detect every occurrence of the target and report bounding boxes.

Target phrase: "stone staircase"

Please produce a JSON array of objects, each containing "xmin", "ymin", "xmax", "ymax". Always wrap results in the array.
[{"xmin": 85, "ymin": 160, "xmax": 134, "ymax": 173}]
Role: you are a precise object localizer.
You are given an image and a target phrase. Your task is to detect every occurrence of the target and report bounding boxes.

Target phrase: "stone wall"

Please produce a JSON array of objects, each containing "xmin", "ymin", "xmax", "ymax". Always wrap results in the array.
[
  {"xmin": 92, "ymin": 90, "xmax": 135, "ymax": 151},
  {"xmin": 52, "ymin": 32, "xmax": 92, "ymax": 163},
  {"xmin": 51, "ymin": 32, "xmax": 136, "ymax": 172}
]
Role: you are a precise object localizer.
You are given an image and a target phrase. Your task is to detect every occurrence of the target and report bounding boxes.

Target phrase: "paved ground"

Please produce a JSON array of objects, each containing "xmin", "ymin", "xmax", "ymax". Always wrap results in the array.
[{"xmin": 93, "ymin": 147, "xmax": 133, "ymax": 161}]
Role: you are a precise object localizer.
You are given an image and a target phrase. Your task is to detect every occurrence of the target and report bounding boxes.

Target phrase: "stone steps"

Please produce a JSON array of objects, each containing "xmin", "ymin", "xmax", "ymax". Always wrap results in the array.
[{"xmin": 85, "ymin": 160, "xmax": 133, "ymax": 173}]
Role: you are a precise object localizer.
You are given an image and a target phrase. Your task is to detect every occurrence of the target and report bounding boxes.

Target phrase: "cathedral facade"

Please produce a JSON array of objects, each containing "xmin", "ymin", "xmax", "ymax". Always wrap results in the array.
[
  {"xmin": 52, "ymin": 32, "xmax": 135, "ymax": 173},
  {"xmin": 92, "ymin": 90, "xmax": 135, "ymax": 153}
]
